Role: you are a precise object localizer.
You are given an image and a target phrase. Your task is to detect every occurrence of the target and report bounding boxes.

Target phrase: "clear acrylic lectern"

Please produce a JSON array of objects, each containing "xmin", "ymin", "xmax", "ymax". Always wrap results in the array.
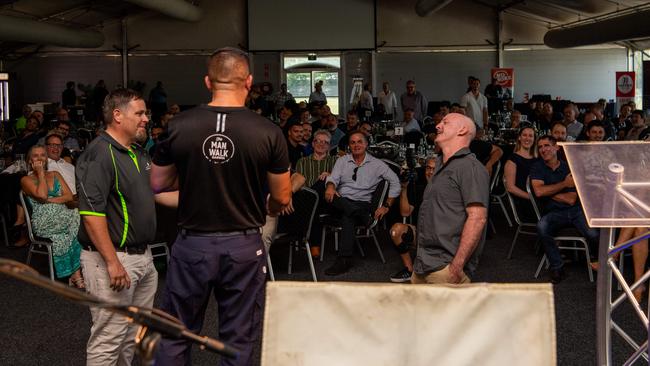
[{"xmin": 561, "ymin": 141, "xmax": 650, "ymax": 366}]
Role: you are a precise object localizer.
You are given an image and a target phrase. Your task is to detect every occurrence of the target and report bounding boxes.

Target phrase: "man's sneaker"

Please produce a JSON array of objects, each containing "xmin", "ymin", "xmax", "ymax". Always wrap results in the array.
[{"xmin": 390, "ymin": 268, "xmax": 412, "ymax": 283}]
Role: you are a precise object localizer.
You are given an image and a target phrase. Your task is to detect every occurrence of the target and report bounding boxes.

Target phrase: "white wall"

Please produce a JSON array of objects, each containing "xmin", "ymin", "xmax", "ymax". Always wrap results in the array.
[
  {"xmin": 505, "ymin": 48, "xmax": 627, "ymax": 102},
  {"xmin": 375, "ymin": 47, "xmax": 627, "ymax": 114}
]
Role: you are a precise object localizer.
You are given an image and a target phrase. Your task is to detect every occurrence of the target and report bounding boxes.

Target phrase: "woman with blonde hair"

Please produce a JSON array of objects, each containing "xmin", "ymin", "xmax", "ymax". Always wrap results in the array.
[{"xmin": 20, "ymin": 145, "xmax": 84, "ymax": 288}]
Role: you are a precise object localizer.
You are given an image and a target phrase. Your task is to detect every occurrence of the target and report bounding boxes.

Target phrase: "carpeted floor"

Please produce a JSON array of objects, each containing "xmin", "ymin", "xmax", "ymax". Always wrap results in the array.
[{"xmin": 0, "ymin": 215, "xmax": 647, "ymax": 365}]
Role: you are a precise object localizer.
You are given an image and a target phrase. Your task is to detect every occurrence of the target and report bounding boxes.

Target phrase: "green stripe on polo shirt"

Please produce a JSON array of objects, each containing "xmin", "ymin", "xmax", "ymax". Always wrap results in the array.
[
  {"xmin": 79, "ymin": 211, "xmax": 106, "ymax": 217},
  {"xmin": 109, "ymin": 144, "xmax": 129, "ymax": 248}
]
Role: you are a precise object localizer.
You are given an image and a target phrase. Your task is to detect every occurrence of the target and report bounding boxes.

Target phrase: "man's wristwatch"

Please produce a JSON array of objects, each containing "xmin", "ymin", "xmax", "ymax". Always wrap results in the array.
[{"xmin": 382, "ymin": 202, "xmax": 390, "ymax": 209}]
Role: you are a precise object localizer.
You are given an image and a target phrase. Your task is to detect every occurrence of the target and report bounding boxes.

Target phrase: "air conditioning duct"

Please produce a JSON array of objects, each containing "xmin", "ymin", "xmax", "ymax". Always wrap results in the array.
[
  {"xmin": 544, "ymin": 9, "xmax": 650, "ymax": 48},
  {"xmin": 125, "ymin": 0, "xmax": 202, "ymax": 22},
  {"xmin": 0, "ymin": 15, "xmax": 104, "ymax": 48}
]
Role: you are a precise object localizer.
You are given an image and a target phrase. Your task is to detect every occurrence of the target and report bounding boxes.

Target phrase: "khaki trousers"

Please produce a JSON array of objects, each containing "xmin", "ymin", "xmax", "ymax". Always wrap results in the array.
[{"xmin": 411, "ymin": 264, "xmax": 471, "ymax": 284}]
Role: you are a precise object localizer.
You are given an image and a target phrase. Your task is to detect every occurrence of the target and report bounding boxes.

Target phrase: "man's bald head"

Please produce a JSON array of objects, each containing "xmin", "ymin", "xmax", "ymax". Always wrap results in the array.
[
  {"xmin": 206, "ymin": 47, "xmax": 251, "ymax": 89},
  {"xmin": 447, "ymin": 113, "xmax": 476, "ymax": 139},
  {"xmin": 435, "ymin": 112, "xmax": 476, "ymax": 149}
]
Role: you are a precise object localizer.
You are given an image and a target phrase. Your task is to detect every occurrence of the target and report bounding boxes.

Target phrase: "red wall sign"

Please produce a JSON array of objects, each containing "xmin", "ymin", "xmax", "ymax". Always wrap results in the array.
[{"xmin": 615, "ymin": 72, "xmax": 635, "ymax": 98}]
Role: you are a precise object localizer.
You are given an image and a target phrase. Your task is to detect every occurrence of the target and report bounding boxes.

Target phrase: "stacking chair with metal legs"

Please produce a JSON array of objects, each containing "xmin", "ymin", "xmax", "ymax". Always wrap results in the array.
[
  {"xmin": 320, "ymin": 180, "xmax": 388, "ymax": 264},
  {"xmin": 267, "ymin": 187, "xmax": 319, "ymax": 282},
  {"xmin": 526, "ymin": 178, "xmax": 594, "ymax": 282},
  {"xmin": 19, "ymin": 191, "xmax": 55, "ymax": 280},
  {"xmin": 504, "ymin": 176, "xmax": 538, "ymax": 259},
  {"xmin": 489, "ymin": 161, "xmax": 513, "ymax": 233}
]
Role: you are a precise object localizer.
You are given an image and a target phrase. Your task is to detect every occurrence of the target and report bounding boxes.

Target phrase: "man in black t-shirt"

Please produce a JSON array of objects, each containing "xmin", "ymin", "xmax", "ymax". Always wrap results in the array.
[
  {"xmin": 151, "ymin": 47, "xmax": 291, "ymax": 366},
  {"xmin": 285, "ymin": 120, "xmax": 305, "ymax": 170}
]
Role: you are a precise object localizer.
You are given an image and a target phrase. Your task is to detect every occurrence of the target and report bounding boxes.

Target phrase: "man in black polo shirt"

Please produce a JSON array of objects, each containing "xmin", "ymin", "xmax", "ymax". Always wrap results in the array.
[
  {"xmin": 412, "ymin": 113, "xmax": 489, "ymax": 284},
  {"xmin": 76, "ymin": 88, "xmax": 158, "ymax": 365},
  {"xmin": 151, "ymin": 47, "xmax": 291, "ymax": 366}
]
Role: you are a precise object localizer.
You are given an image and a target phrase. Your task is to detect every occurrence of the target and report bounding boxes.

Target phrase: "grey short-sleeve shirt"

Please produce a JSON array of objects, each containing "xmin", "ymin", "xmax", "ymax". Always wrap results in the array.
[{"xmin": 413, "ymin": 147, "xmax": 490, "ymax": 276}]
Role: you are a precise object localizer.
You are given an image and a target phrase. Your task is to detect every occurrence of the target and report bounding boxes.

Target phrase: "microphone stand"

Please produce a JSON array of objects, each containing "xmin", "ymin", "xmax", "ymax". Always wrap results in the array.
[{"xmin": 0, "ymin": 258, "xmax": 239, "ymax": 364}]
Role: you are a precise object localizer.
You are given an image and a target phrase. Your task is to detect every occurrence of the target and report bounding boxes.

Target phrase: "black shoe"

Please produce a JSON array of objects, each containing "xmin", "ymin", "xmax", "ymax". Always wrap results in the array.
[
  {"xmin": 390, "ymin": 268, "xmax": 412, "ymax": 283},
  {"xmin": 549, "ymin": 268, "xmax": 566, "ymax": 284},
  {"xmin": 325, "ymin": 257, "xmax": 352, "ymax": 276}
]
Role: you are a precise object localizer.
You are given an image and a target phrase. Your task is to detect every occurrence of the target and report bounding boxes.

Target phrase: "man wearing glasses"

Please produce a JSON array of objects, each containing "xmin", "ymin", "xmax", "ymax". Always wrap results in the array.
[
  {"xmin": 296, "ymin": 129, "xmax": 338, "ymax": 258},
  {"xmin": 324, "ymin": 131, "xmax": 400, "ymax": 275},
  {"xmin": 45, "ymin": 132, "xmax": 76, "ymax": 198}
]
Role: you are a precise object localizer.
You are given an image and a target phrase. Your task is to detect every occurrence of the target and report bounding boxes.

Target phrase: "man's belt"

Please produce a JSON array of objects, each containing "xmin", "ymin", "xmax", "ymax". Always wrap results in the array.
[
  {"xmin": 81, "ymin": 242, "xmax": 147, "ymax": 255},
  {"xmin": 180, "ymin": 228, "xmax": 261, "ymax": 237}
]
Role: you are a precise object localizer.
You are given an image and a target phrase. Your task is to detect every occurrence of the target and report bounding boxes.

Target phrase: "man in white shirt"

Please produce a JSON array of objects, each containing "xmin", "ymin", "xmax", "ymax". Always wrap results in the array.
[
  {"xmin": 378, "ymin": 82, "xmax": 398, "ymax": 119},
  {"xmin": 44, "ymin": 133, "xmax": 76, "ymax": 195},
  {"xmin": 460, "ymin": 77, "xmax": 488, "ymax": 129},
  {"xmin": 562, "ymin": 103, "xmax": 583, "ymax": 141},
  {"xmin": 309, "ymin": 82, "xmax": 327, "ymax": 104}
]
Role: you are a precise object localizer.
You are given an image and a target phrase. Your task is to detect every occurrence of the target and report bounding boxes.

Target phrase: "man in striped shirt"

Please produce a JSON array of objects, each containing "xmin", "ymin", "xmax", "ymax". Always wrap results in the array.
[{"xmin": 296, "ymin": 129, "xmax": 338, "ymax": 257}]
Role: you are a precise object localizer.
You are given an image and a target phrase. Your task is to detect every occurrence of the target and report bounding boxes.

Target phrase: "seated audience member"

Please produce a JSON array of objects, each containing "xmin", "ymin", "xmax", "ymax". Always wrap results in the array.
[
  {"xmin": 285, "ymin": 121, "xmax": 305, "ymax": 170},
  {"xmin": 299, "ymin": 109, "xmax": 312, "ymax": 125},
  {"xmin": 389, "ymin": 158, "xmax": 435, "ymax": 282},
  {"xmin": 148, "ymin": 125, "xmax": 165, "ymax": 156},
  {"xmin": 323, "ymin": 113, "xmax": 345, "ymax": 149},
  {"xmin": 20, "ymin": 145, "xmax": 84, "ymax": 288},
  {"xmin": 584, "ymin": 120, "xmax": 606, "ymax": 142},
  {"xmin": 551, "ymin": 122, "xmax": 567, "ymax": 143},
  {"xmin": 277, "ymin": 106, "xmax": 292, "ymax": 130},
  {"xmin": 439, "ymin": 101, "xmax": 451, "ymax": 117},
  {"xmin": 530, "ymin": 135, "xmax": 599, "ymax": 283},
  {"xmin": 538, "ymin": 102, "xmax": 555, "ymax": 131},
  {"xmin": 550, "ymin": 122, "xmax": 567, "ymax": 161},
  {"xmin": 301, "ymin": 123, "xmax": 313, "ymax": 155},
  {"xmin": 324, "ymin": 132, "xmax": 400, "ymax": 275},
  {"xmin": 562, "ymin": 103, "xmax": 582, "ymax": 141},
  {"xmin": 55, "ymin": 120, "xmax": 80, "ymax": 151},
  {"xmin": 13, "ymin": 115, "xmax": 42, "ymax": 156},
  {"xmin": 295, "ymin": 130, "xmax": 339, "ymax": 257},
  {"xmin": 296, "ymin": 130, "xmax": 339, "ymax": 190},
  {"xmin": 503, "ymin": 127, "xmax": 538, "ymax": 221},
  {"xmin": 401, "ymin": 108, "xmax": 421, "ymax": 134},
  {"xmin": 469, "ymin": 128, "xmax": 503, "ymax": 177},
  {"xmin": 340, "ymin": 110, "xmax": 360, "ymax": 134},
  {"xmin": 510, "ymin": 109, "xmax": 523, "ymax": 129},
  {"xmin": 625, "ymin": 110, "xmax": 647, "ymax": 141},
  {"xmin": 14, "ymin": 105, "xmax": 32, "ymax": 133},
  {"xmin": 44, "ymin": 133, "xmax": 76, "ymax": 196},
  {"xmin": 612, "ymin": 104, "xmax": 632, "ymax": 140},
  {"xmin": 311, "ymin": 104, "xmax": 331, "ymax": 130}
]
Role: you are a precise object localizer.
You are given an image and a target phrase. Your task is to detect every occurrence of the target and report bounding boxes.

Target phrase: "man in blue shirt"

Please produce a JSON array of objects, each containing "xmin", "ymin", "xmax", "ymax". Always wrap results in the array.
[
  {"xmin": 530, "ymin": 135, "xmax": 599, "ymax": 283},
  {"xmin": 324, "ymin": 131, "xmax": 400, "ymax": 275}
]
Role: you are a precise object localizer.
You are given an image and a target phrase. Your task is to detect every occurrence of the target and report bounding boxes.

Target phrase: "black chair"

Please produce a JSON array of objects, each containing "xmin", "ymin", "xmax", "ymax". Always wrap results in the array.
[
  {"xmin": 19, "ymin": 191, "xmax": 55, "ymax": 280},
  {"xmin": 268, "ymin": 187, "xmax": 319, "ymax": 282},
  {"xmin": 320, "ymin": 180, "xmax": 388, "ymax": 264},
  {"xmin": 526, "ymin": 178, "xmax": 593, "ymax": 282}
]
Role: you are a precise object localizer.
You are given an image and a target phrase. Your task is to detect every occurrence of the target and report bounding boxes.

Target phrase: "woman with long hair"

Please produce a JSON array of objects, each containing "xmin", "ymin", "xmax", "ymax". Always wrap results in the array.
[
  {"xmin": 20, "ymin": 145, "xmax": 84, "ymax": 288},
  {"xmin": 503, "ymin": 126, "xmax": 538, "ymax": 221}
]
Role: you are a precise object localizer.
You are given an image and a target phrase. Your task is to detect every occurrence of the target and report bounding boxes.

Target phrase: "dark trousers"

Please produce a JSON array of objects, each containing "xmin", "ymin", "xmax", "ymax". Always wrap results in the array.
[
  {"xmin": 330, "ymin": 196, "xmax": 372, "ymax": 257},
  {"xmin": 155, "ymin": 232, "xmax": 266, "ymax": 366},
  {"xmin": 537, "ymin": 205, "xmax": 599, "ymax": 270}
]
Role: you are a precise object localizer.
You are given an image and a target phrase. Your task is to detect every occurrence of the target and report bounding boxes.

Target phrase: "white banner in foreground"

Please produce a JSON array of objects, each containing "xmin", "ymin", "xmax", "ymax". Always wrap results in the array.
[{"xmin": 263, "ymin": 282, "xmax": 556, "ymax": 366}]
